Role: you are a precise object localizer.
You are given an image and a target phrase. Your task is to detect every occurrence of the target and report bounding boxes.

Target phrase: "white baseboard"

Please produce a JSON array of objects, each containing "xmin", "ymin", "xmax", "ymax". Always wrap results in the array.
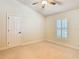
[
  {"xmin": 0, "ymin": 47, "xmax": 8, "ymax": 51},
  {"xmin": 46, "ymin": 39, "xmax": 79, "ymax": 50},
  {"xmin": 0, "ymin": 39, "xmax": 43, "ymax": 51},
  {"xmin": 20, "ymin": 40, "xmax": 43, "ymax": 46},
  {"xmin": 1, "ymin": 39, "xmax": 79, "ymax": 51}
]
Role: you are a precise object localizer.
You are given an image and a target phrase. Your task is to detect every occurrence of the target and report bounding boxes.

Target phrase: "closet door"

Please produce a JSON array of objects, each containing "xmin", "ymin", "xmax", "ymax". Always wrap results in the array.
[{"xmin": 7, "ymin": 16, "xmax": 22, "ymax": 47}]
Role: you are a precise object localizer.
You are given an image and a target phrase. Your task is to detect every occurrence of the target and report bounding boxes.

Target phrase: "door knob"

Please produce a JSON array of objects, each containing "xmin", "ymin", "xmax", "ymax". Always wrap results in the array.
[
  {"xmin": 19, "ymin": 32, "xmax": 21, "ymax": 34},
  {"xmin": 8, "ymin": 42, "xmax": 10, "ymax": 44}
]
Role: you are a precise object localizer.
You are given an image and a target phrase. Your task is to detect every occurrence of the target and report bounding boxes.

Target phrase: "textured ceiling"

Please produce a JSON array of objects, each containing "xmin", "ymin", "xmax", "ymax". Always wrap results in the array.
[{"xmin": 17, "ymin": 0, "xmax": 79, "ymax": 16}]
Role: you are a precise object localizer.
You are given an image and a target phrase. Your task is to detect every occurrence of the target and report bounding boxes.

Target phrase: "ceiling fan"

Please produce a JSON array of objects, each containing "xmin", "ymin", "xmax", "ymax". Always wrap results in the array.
[{"xmin": 32, "ymin": 0, "xmax": 62, "ymax": 8}]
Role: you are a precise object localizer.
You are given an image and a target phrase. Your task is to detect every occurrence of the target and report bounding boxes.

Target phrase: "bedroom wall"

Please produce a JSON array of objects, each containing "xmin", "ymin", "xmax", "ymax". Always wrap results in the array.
[
  {"xmin": 0, "ymin": 0, "xmax": 45, "ymax": 49},
  {"xmin": 46, "ymin": 8, "xmax": 79, "ymax": 47}
]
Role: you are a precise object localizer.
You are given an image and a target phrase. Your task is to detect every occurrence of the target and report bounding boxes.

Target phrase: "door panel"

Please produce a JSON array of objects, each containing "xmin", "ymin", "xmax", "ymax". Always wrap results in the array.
[{"xmin": 7, "ymin": 16, "xmax": 22, "ymax": 47}]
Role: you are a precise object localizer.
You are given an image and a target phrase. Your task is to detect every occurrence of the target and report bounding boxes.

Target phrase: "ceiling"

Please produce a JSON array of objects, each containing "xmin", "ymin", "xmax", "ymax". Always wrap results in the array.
[{"xmin": 17, "ymin": 0, "xmax": 79, "ymax": 16}]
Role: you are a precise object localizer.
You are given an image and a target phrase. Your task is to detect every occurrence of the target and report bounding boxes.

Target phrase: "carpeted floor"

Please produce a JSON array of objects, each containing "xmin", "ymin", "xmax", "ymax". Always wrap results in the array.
[{"xmin": 0, "ymin": 41, "xmax": 79, "ymax": 59}]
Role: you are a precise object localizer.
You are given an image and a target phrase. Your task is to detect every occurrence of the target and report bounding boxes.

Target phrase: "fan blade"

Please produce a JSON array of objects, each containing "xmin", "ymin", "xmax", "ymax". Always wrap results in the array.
[
  {"xmin": 50, "ymin": 2, "xmax": 56, "ymax": 5},
  {"xmin": 32, "ymin": 2, "xmax": 39, "ymax": 5},
  {"xmin": 42, "ymin": 4, "xmax": 45, "ymax": 8},
  {"xmin": 53, "ymin": 0, "xmax": 62, "ymax": 5}
]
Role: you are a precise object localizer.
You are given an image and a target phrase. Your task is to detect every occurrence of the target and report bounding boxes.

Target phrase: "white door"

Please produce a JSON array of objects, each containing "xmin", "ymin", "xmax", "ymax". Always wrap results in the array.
[{"xmin": 7, "ymin": 16, "xmax": 22, "ymax": 47}]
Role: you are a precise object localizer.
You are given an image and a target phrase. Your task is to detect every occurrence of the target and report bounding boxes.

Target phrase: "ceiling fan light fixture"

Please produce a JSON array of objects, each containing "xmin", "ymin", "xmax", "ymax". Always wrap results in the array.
[
  {"xmin": 32, "ymin": 0, "xmax": 61, "ymax": 8},
  {"xmin": 42, "ymin": 0, "xmax": 47, "ymax": 5}
]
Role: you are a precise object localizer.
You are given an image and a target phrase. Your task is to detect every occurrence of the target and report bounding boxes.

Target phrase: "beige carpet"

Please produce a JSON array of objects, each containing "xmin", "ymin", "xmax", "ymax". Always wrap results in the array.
[{"xmin": 0, "ymin": 41, "xmax": 79, "ymax": 59}]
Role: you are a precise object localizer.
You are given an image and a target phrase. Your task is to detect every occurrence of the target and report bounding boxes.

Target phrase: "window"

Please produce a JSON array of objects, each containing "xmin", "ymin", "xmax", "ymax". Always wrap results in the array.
[
  {"xmin": 56, "ymin": 18, "xmax": 68, "ymax": 39},
  {"xmin": 56, "ymin": 19, "xmax": 62, "ymax": 38}
]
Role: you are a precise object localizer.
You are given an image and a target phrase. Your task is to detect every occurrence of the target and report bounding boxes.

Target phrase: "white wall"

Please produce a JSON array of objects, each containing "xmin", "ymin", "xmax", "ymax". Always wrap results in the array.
[
  {"xmin": 46, "ymin": 8, "xmax": 79, "ymax": 48},
  {"xmin": 0, "ymin": 0, "xmax": 45, "ymax": 49},
  {"xmin": 1, "ymin": 0, "xmax": 79, "ymax": 49}
]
